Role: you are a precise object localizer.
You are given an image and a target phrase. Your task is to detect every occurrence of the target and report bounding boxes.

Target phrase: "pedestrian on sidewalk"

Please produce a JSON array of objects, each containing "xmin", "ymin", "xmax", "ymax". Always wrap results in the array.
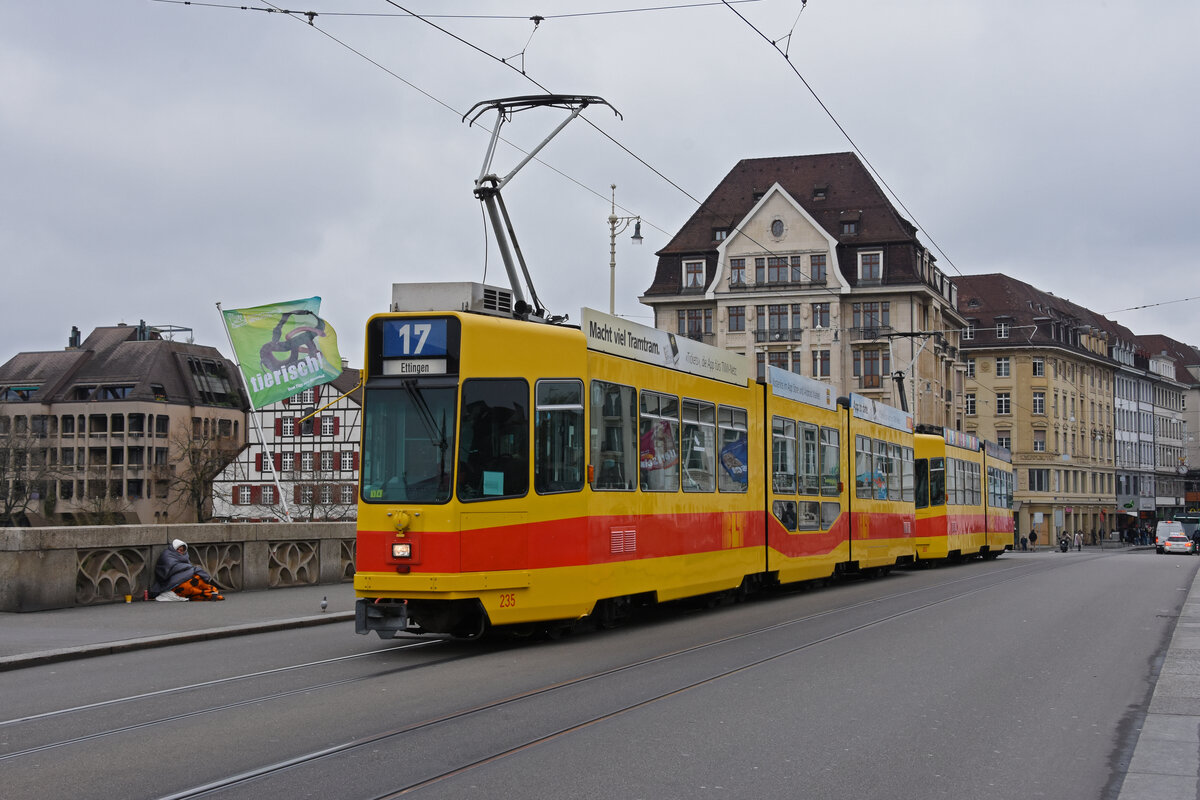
[
  {"xmin": 1073, "ymin": 530, "xmax": 1082, "ymax": 551},
  {"xmin": 150, "ymin": 539, "xmax": 224, "ymax": 602},
  {"xmin": 1029, "ymin": 530, "xmax": 1038, "ymax": 552}
]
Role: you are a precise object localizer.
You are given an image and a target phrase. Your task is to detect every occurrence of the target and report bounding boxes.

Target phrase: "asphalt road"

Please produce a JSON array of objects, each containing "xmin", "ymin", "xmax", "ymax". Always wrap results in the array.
[{"xmin": 1, "ymin": 548, "xmax": 1193, "ymax": 800}]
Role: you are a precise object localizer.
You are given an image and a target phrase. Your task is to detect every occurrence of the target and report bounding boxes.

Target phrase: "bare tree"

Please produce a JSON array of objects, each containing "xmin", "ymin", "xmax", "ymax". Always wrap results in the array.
[
  {"xmin": 72, "ymin": 479, "xmax": 134, "ymax": 525},
  {"xmin": 168, "ymin": 421, "xmax": 241, "ymax": 522},
  {"xmin": 291, "ymin": 473, "xmax": 357, "ymax": 522},
  {"xmin": 0, "ymin": 419, "xmax": 60, "ymax": 526}
]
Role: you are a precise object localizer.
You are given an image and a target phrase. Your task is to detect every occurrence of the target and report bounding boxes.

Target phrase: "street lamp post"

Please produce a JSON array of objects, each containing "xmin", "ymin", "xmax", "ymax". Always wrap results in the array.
[{"xmin": 607, "ymin": 184, "xmax": 642, "ymax": 315}]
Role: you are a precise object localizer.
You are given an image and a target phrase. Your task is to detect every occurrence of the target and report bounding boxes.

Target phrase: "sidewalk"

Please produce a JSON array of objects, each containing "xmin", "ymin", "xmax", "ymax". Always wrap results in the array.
[
  {"xmin": 0, "ymin": 582, "xmax": 356, "ymax": 671},
  {"xmin": 1118, "ymin": 562, "xmax": 1200, "ymax": 800}
]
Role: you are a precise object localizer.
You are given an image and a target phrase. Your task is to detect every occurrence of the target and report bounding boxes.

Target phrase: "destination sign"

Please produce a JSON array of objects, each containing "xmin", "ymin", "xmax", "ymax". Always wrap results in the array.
[
  {"xmin": 382, "ymin": 359, "xmax": 447, "ymax": 376},
  {"xmin": 380, "ymin": 319, "xmax": 449, "ymax": 358}
]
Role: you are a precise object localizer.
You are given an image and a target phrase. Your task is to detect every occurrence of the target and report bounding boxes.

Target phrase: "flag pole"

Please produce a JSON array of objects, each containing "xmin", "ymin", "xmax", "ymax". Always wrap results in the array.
[{"xmin": 217, "ymin": 302, "xmax": 293, "ymax": 523}]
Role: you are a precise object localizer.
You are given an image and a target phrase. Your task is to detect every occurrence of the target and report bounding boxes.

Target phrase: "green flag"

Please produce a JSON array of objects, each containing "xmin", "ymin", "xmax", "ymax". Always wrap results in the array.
[{"xmin": 221, "ymin": 297, "xmax": 343, "ymax": 409}]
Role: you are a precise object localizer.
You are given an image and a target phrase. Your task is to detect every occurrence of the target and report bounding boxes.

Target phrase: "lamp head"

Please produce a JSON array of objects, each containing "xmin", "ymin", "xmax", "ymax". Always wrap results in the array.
[{"xmin": 631, "ymin": 220, "xmax": 643, "ymax": 244}]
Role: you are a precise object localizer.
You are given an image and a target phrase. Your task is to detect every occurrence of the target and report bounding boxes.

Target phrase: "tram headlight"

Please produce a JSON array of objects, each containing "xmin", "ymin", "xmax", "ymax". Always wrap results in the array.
[{"xmin": 392, "ymin": 542, "xmax": 412, "ymax": 559}]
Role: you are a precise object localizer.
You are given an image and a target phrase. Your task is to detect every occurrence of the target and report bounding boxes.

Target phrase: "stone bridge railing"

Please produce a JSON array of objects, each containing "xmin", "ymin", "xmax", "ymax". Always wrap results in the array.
[{"xmin": 0, "ymin": 523, "xmax": 356, "ymax": 612}]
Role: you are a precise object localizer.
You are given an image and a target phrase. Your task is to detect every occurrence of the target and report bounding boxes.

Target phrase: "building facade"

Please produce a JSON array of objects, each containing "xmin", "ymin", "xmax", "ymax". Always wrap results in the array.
[
  {"xmin": 211, "ymin": 369, "xmax": 361, "ymax": 522},
  {"xmin": 640, "ymin": 153, "xmax": 966, "ymax": 428},
  {"xmin": 956, "ymin": 274, "xmax": 1198, "ymax": 541},
  {"xmin": 0, "ymin": 323, "xmax": 246, "ymax": 525}
]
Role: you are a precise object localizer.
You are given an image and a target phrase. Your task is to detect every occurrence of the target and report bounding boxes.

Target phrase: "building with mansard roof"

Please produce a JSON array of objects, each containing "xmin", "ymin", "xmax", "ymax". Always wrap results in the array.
[
  {"xmin": 640, "ymin": 152, "xmax": 966, "ymax": 428},
  {"xmin": 955, "ymin": 273, "xmax": 1195, "ymax": 541},
  {"xmin": 211, "ymin": 368, "xmax": 361, "ymax": 522},
  {"xmin": 0, "ymin": 322, "xmax": 246, "ymax": 525}
]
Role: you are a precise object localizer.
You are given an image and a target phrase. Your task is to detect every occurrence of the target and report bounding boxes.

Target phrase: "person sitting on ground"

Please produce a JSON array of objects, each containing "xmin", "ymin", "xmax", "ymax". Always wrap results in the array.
[{"xmin": 150, "ymin": 539, "xmax": 224, "ymax": 601}]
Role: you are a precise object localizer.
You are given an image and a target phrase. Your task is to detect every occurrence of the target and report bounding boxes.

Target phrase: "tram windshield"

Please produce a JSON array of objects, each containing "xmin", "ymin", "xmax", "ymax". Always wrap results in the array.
[{"xmin": 361, "ymin": 383, "xmax": 455, "ymax": 504}]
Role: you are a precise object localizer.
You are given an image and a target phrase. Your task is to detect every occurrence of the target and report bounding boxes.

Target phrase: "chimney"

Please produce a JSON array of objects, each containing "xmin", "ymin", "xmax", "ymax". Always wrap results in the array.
[{"xmin": 68, "ymin": 326, "xmax": 81, "ymax": 349}]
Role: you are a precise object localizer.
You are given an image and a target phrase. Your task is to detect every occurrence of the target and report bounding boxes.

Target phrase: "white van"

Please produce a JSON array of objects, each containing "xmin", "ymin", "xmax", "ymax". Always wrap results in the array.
[{"xmin": 1156, "ymin": 521, "xmax": 1184, "ymax": 553}]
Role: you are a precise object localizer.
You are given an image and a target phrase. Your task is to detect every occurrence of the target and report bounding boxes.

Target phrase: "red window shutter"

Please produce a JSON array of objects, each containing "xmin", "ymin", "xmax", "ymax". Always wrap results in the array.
[
  {"xmin": 273, "ymin": 453, "xmax": 282, "ymax": 471},
  {"xmin": 251, "ymin": 486, "xmax": 262, "ymax": 504},
  {"xmin": 332, "ymin": 417, "xmax": 340, "ymax": 435},
  {"xmin": 281, "ymin": 396, "xmax": 290, "ymax": 406},
  {"xmin": 294, "ymin": 485, "xmax": 302, "ymax": 504},
  {"xmin": 313, "ymin": 386, "xmax": 321, "ymax": 404},
  {"xmin": 274, "ymin": 418, "xmax": 282, "ymax": 435},
  {"xmin": 232, "ymin": 485, "xmax": 241, "ymax": 505},
  {"xmin": 352, "ymin": 452, "xmax": 359, "ymax": 470},
  {"xmin": 255, "ymin": 453, "xmax": 262, "ymax": 472}
]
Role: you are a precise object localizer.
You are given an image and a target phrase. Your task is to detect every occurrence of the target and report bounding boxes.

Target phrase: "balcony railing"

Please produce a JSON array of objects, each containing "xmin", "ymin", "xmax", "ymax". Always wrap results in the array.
[
  {"xmin": 755, "ymin": 328, "xmax": 803, "ymax": 343},
  {"xmin": 849, "ymin": 325, "xmax": 894, "ymax": 341},
  {"xmin": 727, "ymin": 278, "xmax": 828, "ymax": 292},
  {"xmin": 859, "ymin": 374, "xmax": 883, "ymax": 389}
]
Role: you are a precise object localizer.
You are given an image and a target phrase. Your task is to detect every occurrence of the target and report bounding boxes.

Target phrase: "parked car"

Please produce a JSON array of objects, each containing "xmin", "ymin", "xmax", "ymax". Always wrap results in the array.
[
  {"xmin": 1162, "ymin": 534, "xmax": 1195, "ymax": 555},
  {"xmin": 1156, "ymin": 521, "xmax": 1184, "ymax": 553}
]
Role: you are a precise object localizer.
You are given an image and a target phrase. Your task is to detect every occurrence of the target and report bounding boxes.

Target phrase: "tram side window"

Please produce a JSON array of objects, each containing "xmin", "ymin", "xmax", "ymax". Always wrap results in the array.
[
  {"xmin": 947, "ymin": 458, "xmax": 960, "ymax": 505},
  {"xmin": 929, "ymin": 457, "xmax": 946, "ymax": 506},
  {"xmin": 717, "ymin": 405, "xmax": 749, "ymax": 493},
  {"xmin": 971, "ymin": 462, "xmax": 981, "ymax": 505},
  {"xmin": 681, "ymin": 399, "xmax": 716, "ymax": 492},
  {"xmin": 456, "ymin": 379, "xmax": 529, "ymax": 501},
  {"xmin": 773, "ymin": 499, "xmax": 797, "ymax": 531},
  {"xmin": 914, "ymin": 458, "xmax": 929, "ymax": 509},
  {"xmin": 640, "ymin": 390, "xmax": 679, "ymax": 492},
  {"xmin": 887, "ymin": 443, "xmax": 902, "ymax": 500},
  {"xmin": 820, "ymin": 427, "xmax": 840, "ymax": 496},
  {"xmin": 855, "ymin": 435, "xmax": 873, "ymax": 499},
  {"xmin": 534, "ymin": 380, "xmax": 584, "ymax": 495},
  {"xmin": 772, "ymin": 416, "xmax": 797, "ymax": 494},
  {"xmin": 798, "ymin": 500, "xmax": 820, "ymax": 530},
  {"xmin": 874, "ymin": 440, "xmax": 891, "ymax": 500},
  {"xmin": 799, "ymin": 422, "xmax": 819, "ymax": 495},
  {"xmin": 901, "ymin": 446, "xmax": 914, "ymax": 503},
  {"xmin": 591, "ymin": 381, "xmax": 637, "ymax": 491}
]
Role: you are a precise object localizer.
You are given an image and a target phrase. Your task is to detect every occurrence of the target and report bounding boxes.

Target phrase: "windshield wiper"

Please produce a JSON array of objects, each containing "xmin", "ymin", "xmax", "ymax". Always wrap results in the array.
[{"xmin": 402, "ymin": 379, "xmax": 448, "ymax": 455}]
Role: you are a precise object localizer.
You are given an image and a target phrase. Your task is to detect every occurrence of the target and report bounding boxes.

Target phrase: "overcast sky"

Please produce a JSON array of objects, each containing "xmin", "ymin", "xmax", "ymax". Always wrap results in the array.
[{"xmin": 5, "ymin": 1, "xmax": 1198, "ymax": 371}]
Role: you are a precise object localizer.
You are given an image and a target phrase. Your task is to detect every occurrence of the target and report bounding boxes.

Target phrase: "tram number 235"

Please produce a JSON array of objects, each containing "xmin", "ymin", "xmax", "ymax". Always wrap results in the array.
[{"xmin": 498, "ymin": 593, "xmax": 517, "ymax": 608}]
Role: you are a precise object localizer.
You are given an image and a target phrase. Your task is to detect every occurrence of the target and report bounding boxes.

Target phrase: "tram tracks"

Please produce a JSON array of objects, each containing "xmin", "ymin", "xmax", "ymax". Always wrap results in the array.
[{"xmin": 140, "ymin": 559, "xmax": 1051, "ymax": 799}]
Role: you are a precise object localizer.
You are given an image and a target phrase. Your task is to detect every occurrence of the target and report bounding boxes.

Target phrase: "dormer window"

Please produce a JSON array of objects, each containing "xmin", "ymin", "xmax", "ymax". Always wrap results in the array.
[
  {"xmin": 714, "ymin": 229, "xmax": 728, "ymax": 241},
  {"xmin": 841, "ymin": 221, "xmax": 858, "ymax": 235},
  {"xmin": 858, "ymin": 251, "xmax": 882, "ymax": 283},
  {"xmin": 684, "ymin": 261, "xmax": 705, "ymax": 289},
  {"xmin": 812, "ymin": 184, "xmax": 828, "ymax": 200}
]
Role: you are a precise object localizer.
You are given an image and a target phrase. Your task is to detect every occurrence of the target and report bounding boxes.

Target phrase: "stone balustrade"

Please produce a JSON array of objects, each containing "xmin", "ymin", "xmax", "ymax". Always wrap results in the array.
[{"xmin": 0, "ymin": 523, "xmax": 356, "ymax": 612}]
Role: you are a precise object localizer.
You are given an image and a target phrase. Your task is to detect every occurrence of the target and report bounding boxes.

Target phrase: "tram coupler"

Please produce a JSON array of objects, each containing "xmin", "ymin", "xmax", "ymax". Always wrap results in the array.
[{"xmin": 356, "ymin": 598, "xmax": 410, "ymax": 638}]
